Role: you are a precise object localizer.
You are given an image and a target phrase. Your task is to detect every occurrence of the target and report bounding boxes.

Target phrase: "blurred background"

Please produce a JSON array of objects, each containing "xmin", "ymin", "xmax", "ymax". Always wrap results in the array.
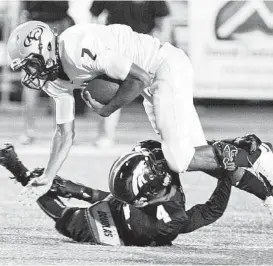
[{"xmin": 1, "ymin": 0, "xmax": 273, "ymax": 148}]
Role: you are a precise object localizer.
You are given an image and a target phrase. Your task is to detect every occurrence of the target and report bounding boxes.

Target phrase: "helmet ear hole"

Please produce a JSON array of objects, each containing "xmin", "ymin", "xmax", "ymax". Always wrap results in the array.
[{"xmin": 47, "ymin": 42, "xmax": 52, "ymax": 51}]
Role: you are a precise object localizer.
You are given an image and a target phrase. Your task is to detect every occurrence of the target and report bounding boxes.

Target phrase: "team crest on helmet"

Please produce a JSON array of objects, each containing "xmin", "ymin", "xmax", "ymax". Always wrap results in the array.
[
  {"xmin": 132, "ymin": 160, "xmax": 149, "ymax": 196},
  {"xmin": 24, "ymin": 25, "xmax": 45, "ymax": 47}
]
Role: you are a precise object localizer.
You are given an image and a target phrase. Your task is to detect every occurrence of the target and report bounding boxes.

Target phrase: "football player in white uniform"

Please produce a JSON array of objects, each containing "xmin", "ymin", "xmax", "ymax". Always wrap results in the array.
[{"xmin": 8, "ymin": 21, "xmax": 261, "ymax": 204}]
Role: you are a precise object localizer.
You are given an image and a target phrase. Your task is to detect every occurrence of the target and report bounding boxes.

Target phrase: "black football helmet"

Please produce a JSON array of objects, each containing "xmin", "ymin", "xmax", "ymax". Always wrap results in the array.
[
  {"xmin": 109, "ymin": 146, "xmax": 173, "ymax": 207},
  {"xmin": 133, "ymin": 140, "xmax": 162, "ymax": 152}
]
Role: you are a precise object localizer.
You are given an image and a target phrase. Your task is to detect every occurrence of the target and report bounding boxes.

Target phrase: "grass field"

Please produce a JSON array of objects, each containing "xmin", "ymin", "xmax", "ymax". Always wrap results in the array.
[{"xmin": 0, "ymin": 103, "xmax": 273, "ymax": 265}]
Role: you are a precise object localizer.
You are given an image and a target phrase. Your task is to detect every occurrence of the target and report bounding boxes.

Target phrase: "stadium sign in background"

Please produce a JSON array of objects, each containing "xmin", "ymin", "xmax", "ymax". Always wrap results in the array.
[{"xmin": 189, "ymin": 0, "xmax": 273, "ymax": 100}]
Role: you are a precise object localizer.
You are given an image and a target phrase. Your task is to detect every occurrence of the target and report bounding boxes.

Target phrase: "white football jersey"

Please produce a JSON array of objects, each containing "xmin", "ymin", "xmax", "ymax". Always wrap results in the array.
[{"xmin": 43, "ymin": 24, "xmax": 161, "ymax": 124}]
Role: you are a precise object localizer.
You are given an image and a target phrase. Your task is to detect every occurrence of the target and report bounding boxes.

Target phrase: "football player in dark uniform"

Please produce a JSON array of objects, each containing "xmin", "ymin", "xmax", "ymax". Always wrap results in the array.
[
  {"xmin": 1, "ymin": 141, "xmax": 236, "ymax": 246},
  {"xmin": 1, "ymin": 135, "xmax": 272, "ymax": 246}
]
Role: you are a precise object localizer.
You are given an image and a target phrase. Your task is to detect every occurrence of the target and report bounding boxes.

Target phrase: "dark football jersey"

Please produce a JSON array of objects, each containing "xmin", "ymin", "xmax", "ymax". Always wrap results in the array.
[
  {"xmin": 53, "ymin": 176, "xmax": 232, "ymax": 246},
  {"xmin": 113, "ymin": 184, "xmax": 187, "ymax": 246}
]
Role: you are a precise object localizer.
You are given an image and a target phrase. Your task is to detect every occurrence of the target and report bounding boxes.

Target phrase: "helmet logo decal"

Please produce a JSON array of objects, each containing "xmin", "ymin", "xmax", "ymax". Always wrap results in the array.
[
  {"xmin": 24, "ymin": 25, "xmax": 45, "ymax": 47},
  {"xmin": 132, "ymin": 161, "xmax": 148, "ymax": 196}
]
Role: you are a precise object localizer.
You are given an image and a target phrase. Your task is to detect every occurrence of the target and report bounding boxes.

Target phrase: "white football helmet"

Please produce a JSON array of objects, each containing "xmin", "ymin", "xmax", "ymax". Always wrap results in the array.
[{"xmin": 7, "ymin": 21, "xmax": 60, "ymax": 90}]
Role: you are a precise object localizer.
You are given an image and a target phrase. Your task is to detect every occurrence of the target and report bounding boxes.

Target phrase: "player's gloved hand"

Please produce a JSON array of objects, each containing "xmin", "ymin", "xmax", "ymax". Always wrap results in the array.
[
  {"xmin": 233, "ymin": 134, "xmax": 262, "ymax": 154},
  {"xmin": 81, "ymin": 89, "xmax": 109, "ymax": 117},
  {"xmin": 18, "ymin": 174, "xmax": 53, "ymax": 206},
  {"xmin": 212, "ymin": 141, "xmax": 239, "ymax": 170}
]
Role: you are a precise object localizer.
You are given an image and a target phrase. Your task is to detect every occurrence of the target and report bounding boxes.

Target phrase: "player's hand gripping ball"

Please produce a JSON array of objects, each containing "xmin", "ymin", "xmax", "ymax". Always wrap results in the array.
[{"xmin": 82, "ymin": 74, "xmax": 121, "ymax": 105}]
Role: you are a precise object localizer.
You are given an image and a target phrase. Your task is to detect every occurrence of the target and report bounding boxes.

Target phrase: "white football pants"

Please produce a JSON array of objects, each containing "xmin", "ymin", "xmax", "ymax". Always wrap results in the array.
[{"xmin": 143, "ymin": 43, "xmax": 207, "ymax": 173}]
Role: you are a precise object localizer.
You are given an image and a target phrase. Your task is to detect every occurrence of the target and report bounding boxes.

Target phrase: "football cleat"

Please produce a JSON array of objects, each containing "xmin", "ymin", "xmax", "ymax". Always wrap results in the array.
[
  {"xmin": 9, "ymin": 167, "xmax": 44, "ymax": 187},
  {"xmin": 0, "ymin": 143, "xmax": 32, "ymax": 186},
  {"xmin": 0, "ymin": 143, "xmax": 15, "ymax": 166}
]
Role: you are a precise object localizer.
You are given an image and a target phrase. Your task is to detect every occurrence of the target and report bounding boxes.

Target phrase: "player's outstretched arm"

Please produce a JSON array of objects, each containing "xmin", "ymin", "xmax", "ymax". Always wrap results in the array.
[
  {"xmin": 43, "ymin": 120, "xmax": 75, "ymax": 181},
  {"xmin": 179, "ymin": 169, "xmax": 236, "ymax": 234},
  {"xmin": 187, "ymin": 134, "xmax": 262, "ymax": 173},
  {"xmin": 19, "ymin": 120, "xmax": 75, "ymax": 204}
]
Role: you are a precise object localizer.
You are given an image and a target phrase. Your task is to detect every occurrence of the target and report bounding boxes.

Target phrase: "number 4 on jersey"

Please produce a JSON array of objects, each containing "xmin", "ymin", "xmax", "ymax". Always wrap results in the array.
[{"xmin": 156, "ymin": 205, "xmax": 171, "ymax": 223}]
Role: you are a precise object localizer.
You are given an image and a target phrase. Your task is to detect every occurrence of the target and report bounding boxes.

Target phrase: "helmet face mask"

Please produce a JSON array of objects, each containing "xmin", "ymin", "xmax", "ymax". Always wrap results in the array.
[
  {"xmin": 8, "ymin": 21, "xmax": 60, "ymax": 90},
  {"xmin": 20, "ymin": 53, "xmax": 59, "ymax": 90},
  {"xmin": 109, "ymin": 149, "xmax": 173, "ymax": 207}
]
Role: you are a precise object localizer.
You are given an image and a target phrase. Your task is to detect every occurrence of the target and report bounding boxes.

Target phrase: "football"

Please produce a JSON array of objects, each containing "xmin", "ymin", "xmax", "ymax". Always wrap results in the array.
[{"xmin": 84, "ymin": 75, "xmax": 121, "ymax": 105}]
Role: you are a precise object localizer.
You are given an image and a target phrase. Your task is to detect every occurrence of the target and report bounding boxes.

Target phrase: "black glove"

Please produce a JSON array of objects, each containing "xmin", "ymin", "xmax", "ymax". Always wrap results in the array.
[{"xmin": 212, "ymin": 141, "xmax": 238, "ymax": 170}]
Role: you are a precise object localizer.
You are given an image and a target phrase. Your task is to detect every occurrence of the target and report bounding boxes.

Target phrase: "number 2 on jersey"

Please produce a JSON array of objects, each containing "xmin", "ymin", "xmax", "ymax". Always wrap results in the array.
[
  {"xmin": 81, "ymin": 48, "xmax": 97, "ymax": 61},
  {"xmin": 156, "ymin": 205, "xmax": 171, "ymax": 223}
]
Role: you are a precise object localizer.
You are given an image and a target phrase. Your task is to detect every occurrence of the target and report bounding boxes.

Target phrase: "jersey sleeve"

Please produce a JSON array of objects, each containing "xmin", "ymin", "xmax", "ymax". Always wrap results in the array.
[
  {"xmin": 180, "ymin": 175, "xmax": 232, "ymax": 234},
  {"xmin": 81, "ymin": 36, "xmax": 132, "ymax": 81},
  {"xmin": 43, "ymin": 82, "xmax": 75, "ymax": 124}
]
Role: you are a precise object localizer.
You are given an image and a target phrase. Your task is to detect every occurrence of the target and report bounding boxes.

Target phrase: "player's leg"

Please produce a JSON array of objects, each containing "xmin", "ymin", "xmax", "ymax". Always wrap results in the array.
[
  {"xmin": 38, "ymin": 193, "xmax": 99, "ymax": 243},
  {"xmin": 145, "ymin": 45, "xmax": 207, "ymax": 173},
  {"xmin": 0, "ymin": 143, "xmax": 110, "ymax": 203},
  {"xmin": 51, "ymin": 175, "xmax": 110, "ymax": 203},
  {"xmin": 54, "ymin": 199, "xmax": 124, "ymax": 245},
  {"xmin": 0, "ymin": 143, "xmax": 32, "ymax": 186},
  {"xmin": 188, "ymin": 134, "xmax": 262, "ymax": 172},
  {"xmin": 0, "ymin": 145, "xmax": 115, "ymax": 244},
  {"xmin": 37, "ymin": 193, "xmax": 67, "ymax": 221}
]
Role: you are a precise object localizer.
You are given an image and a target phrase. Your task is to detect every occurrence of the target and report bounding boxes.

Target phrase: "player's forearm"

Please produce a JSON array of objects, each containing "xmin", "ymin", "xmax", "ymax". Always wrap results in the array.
[
  {"xmin": 44, "ymin": 126, "xmax": 74, "ymax": 182},
  {"xmin": 101, "ymin": 78, "xmax": 147, "ymax": 116},
  {"xmin": 181, "ymin": 172, "xmax": 233, "ymax": 234}
]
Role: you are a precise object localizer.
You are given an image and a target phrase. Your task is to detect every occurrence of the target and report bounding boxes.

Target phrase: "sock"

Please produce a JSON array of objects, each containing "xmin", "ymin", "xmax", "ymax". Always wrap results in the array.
[{"xmin": 236, "ymin": 170, "xmax": 269, "ymax": 200}]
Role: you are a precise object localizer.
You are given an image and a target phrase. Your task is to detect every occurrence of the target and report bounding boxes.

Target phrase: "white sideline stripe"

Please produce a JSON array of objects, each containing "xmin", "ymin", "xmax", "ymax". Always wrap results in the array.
[{"xmin": 14, "ymin": 145, "xmax": 132, "ymax": 156}]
